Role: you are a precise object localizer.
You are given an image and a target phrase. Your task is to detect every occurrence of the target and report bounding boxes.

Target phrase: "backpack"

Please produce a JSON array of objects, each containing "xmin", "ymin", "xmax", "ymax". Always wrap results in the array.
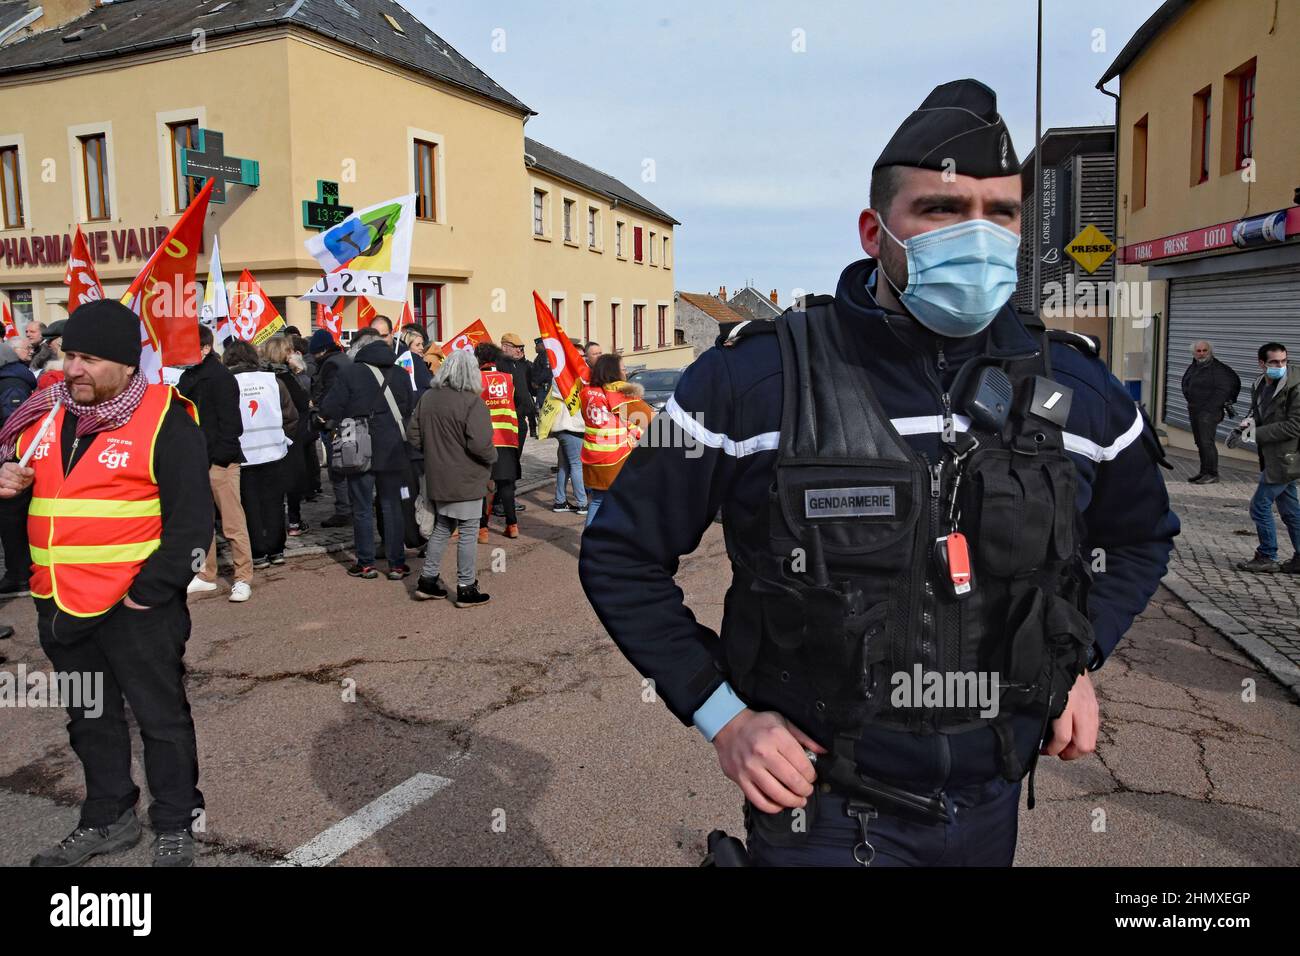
[{"xmin": 328, "ymin": 365, "xmax": 406, "ymax": 475}]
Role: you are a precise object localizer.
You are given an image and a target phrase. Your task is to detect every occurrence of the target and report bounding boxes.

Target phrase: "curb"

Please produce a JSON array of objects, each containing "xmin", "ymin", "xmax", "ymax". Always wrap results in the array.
[{"xmin": 1161, "ymin": 568, "xmax": 1300, "ymax": 702}]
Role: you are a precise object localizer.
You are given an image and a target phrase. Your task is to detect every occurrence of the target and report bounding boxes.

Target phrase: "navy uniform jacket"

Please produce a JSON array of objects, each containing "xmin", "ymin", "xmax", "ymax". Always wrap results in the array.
[{"xmin": 579, "ymin": 258, "xmax": 1180, "ymax": 790}]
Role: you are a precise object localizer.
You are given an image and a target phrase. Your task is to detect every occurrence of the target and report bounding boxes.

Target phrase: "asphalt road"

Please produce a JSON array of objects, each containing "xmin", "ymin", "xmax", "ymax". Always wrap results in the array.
[{"xmin": 1, "ymin": 485, "xmax": 1296, "ymax": 866}]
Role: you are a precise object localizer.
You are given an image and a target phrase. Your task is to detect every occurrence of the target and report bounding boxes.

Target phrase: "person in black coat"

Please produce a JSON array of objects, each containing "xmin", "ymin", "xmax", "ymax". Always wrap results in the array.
[
  {"xmin": 261, "ymin": 336, "xmax": 313, "ymax": 536},
  {"xmin": 1181, "ymin": 340, "xmax": 1242, "ymax": 484},
  {"xmin": 0, "ymin": 341, "xmax": 36, "ymax": 596},
  {"xmin": 308, "ymin": 329, "xmax": 352, "ymax": 526},
  {"xmin": 320, "ymin": 330, "xmax": 414, "ymax": 578},
  {"xmin": 178, "ymin": 326, "xmax": 256, "ymax": 597},
  {"xmin": 496, "ymin": 333, "xmax": 537, "ymax": 516}
]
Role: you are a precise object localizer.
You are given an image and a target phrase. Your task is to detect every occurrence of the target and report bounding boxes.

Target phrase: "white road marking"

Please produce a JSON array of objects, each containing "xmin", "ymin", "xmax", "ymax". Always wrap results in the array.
[{"xmin": 280, "ymin": 772, "xmax": 452, "ymax": 867}]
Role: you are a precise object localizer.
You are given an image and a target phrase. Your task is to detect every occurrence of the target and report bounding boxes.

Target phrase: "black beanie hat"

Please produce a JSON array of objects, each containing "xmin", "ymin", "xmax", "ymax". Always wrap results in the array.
[{"xmin": 62, "ymin": 299, "xmax": 143, "ymax": 368}]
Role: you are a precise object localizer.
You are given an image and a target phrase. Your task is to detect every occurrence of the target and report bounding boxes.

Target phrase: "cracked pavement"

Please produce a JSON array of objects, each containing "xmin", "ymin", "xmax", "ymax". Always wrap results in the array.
[{"xmin": 1, "ymin": 481, "xmax": 1296, "ymax": 866}]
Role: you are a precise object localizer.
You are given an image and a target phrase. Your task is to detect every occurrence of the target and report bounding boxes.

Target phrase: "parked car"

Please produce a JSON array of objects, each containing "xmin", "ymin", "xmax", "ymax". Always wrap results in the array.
[{"xmin": 628, "ymin": 367, "xmax": 684, "ymax": 412}]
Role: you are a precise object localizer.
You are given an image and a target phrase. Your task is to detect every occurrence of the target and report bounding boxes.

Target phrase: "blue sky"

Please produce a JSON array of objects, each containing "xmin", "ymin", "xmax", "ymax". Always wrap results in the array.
[{"xmin": 409, "ymin": 0, "xmax": 1164, "ymax": 301}]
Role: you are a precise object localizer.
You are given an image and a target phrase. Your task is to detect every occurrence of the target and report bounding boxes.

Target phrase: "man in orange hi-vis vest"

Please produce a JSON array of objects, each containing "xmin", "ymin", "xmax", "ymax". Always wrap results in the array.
[
  {"xmin": 0, "ymin": 301, "xmax": 212, "ymax": 869},
  {"xmin": 476, "ymin": 342, "xmax": 521, "ymax": 541}
]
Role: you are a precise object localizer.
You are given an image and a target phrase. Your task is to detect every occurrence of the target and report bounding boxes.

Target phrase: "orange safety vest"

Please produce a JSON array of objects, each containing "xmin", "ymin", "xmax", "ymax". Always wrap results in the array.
[
  {"xmin": 580, "ymin": 383, "xmax": 647, "ymax": 469},
  {"xmin": 480, "ymin": 366, "xmax": 518, "ymax": 449},
  {"xmin": 16, "ymin": 384, "xmax": 196, "ymax": 618}
]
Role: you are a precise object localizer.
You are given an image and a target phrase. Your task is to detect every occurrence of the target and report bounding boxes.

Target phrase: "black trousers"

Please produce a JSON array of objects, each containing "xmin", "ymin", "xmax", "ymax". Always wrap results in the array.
[
  {"xmin": 481, "ymin": 482, "xmax": 517, "ymax": 526},
  {"xmin": 0, "ymin": 496, "xmax": 29, "ymax": 585},
  {"xmin": 38, "ymin": 597, "xmax": 202, "ymax": 832},
  {"xmin": 240, "ymin": 458, "xmax": 287, "ymax": 559},
  {"xmin": 1189, "ymin": 406, "xmax": 1222, "ymax": 477}
]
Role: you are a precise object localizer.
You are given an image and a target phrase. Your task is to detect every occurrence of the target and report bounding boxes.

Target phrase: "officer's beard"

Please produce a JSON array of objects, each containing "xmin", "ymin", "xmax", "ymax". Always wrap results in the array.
[{"xmin": 873, "ymin": 221, "xmax": 913, "ymax": 318}]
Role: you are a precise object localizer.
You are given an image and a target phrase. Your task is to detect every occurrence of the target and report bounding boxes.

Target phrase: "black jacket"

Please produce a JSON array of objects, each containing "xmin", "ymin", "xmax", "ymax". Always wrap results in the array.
[
  {"xmin": 178, "ymin": 351, "xmax": 244, "ymax": 466},
  {"xmin": 0, "ymin": 360, "xmax": 36, "ymax": 425},
  {"xmin": 529, "ymin": 350, "xmax": 554, "ymax": 407},
  {"xmin": 497, "ymin": 354, "xmax": 538, "ymax": 436},
  {"xmin": 311, "ymin": 347, "xmax": 349, "ymax": 408},
  {"xmin": 33, "ymin": 400, "xmax": 214, "ymax": 642},
  {"xmin": 320, "ymin": 339, "xmax": 414, "ymax": 473},
  {"xmin": 1181, "ymin": 357, "xmax": 1240, "ymax": 414}
]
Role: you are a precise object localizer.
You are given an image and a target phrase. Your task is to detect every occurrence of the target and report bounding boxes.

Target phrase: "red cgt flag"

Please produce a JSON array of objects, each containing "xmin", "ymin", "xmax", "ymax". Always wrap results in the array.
[
  {"xmin": 439, "ymin": 319, "xmax": 491, "ymax": 356},
  {"xmin": 1, "ymin": 297, "xmax": 16, "ymax": 341},
  {"xmin": 121, "ymin": 177, "xmax": 213, "ymax": 369},
  {"xmin": 398, "ymin": 301, "xmax": 415, "ymax": 331},
  {"xmin": 356, "ymin": 295, "xmax": 378, "ymax": 329},
  {"xmin": 64, "ymin": 225, "xmax": 104, "ymax": 313},
  {"xmin": 533, "ymin": 291, "xmax": 589, "ymax": 439},
  {"xmin": 230, "ymin": 269, "xmax": 286, "ymax": 345},
  {"xmin": 316, "ymin": 301, "xmax": 344, "ymax": 345}
]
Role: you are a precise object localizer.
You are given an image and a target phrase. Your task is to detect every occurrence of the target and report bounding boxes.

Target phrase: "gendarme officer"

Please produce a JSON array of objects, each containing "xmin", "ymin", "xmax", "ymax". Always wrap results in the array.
[{"xmin": 579, "ymin": 79, "xmax": 1179, "ymax": 866}]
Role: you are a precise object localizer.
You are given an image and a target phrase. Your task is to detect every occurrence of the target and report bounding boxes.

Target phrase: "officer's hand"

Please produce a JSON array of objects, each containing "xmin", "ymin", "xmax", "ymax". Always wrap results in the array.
[
  {"xmin": 712, "ymin": 708, "xmax": 826, "ymax": 813},
  {"xmin": 0, "ymin": 462, "xmax": 35, "ymax": 498},
  {"xmin": 1041, "ymin": 672, "xmax": 1098, "ymax": 761}
]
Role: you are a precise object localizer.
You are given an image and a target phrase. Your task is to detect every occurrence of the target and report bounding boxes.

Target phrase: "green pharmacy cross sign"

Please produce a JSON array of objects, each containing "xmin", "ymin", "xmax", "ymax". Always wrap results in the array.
[
  {"xmin": 303, "ymin": 180, "xmax": 354, "ymax": 231},
  {"xmin": 181, "ymin": 129, "xmax": 259, "ymax": 204}
]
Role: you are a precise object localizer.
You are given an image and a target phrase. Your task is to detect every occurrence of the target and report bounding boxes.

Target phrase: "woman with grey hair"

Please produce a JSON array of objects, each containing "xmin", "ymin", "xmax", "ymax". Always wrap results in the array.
[{"xmin": 408, "ymin": 348, "xmax": 496, "ymax": 607}]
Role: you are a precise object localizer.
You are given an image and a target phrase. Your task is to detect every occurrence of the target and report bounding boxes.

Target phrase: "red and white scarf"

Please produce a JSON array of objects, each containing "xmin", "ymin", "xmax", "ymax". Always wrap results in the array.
[{"xmin": 0, "ymin": 371, "xmax": 149, "ymax": 462}]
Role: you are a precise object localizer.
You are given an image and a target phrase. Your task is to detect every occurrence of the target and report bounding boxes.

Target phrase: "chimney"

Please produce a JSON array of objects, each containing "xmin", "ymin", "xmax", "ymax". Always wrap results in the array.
[
  {"xmin": 769, "ymin": 289, "xmax": 778, "ymax": 304},
  {"xmin": 29, "ymin": 0, "xmax": 99, "ymax": 34},
  {"xmin": 719, "ymin": 285, "xmax": 727, "ymax": 300}
]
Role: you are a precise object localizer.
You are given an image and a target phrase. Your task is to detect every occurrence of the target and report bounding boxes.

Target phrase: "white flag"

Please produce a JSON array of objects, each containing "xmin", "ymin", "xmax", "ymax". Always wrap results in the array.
[
  {"xmin": 301, "ymin": 194, "xmax": 415, "ymax": 305},
  {"xmin": 201, "ymin": 236, "xmax": 230, "ymax": 340}
]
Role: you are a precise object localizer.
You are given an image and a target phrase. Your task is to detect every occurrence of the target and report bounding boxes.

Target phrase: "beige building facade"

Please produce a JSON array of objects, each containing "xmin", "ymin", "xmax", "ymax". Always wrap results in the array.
[
  {"xmin": 1099, "ymin": 0, "xmax": 1300, "ymax": 458},
  {"xmin": 0, "ymin": 0, "xmax": 691, "ymax": 369}
]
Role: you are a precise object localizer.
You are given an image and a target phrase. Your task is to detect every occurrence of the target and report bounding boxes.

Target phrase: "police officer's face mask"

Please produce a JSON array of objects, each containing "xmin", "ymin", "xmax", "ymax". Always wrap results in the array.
[{"xmin": 877, "ymin": 216, "xmax": 1021, "ymax": 337}]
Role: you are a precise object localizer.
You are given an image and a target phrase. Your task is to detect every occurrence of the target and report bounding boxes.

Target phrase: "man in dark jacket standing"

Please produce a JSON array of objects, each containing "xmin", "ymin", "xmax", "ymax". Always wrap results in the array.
[
  {"xmin": 496, "ymin": 333, "xmax": 536, "ymax": 515},
  {"xmin": 178, "ymin": 326, "xmax": 253, "ymax": 602},
  {"xmin": 321, "ymin": 332, "xmax": 413, "ymax": 579},
  {"xmin": 1181, "ymin": 340, "xmax": 1241, "ymax": 484},
  {"xmin": 1236, "ymin": 342, "xmax": 1300, "ymax": 573},
  {"xmin": 309, "ymin": 329, "xmax": 352, "ymax": 528},
  {"xmin": 0, "ymin": 341, "xmax": 36, "ymax": 597}
]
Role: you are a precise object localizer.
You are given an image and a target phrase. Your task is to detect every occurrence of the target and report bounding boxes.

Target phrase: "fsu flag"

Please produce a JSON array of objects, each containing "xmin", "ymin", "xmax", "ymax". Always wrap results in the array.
[
  {"xmin": 315, "ymin": 300, "xmax": 344, "ymax": 345},
  {"xmin": 121, "ymin": 177, "xmax": 214, "ymax": 373},
  {"xmin": 64, "ymin": 225, "xmax": 104, "ymax": 312},
  {"xmin": 533, "ymin": 291, "xmax": 588, "ymax": 438},
  {"xmin": 230, "ymin": 269, "xmax": 286, "ymax": 345},
  {"xmin": 439, "ymin": 319, "xmax": 491, "ymax": 357},
  {"xmin": 302, "ymin": 194, "xmax": 416, "ymax": 304},
  {"xmin": 1, "ymin": 298, "xmax": 16, "ymax": 341}
]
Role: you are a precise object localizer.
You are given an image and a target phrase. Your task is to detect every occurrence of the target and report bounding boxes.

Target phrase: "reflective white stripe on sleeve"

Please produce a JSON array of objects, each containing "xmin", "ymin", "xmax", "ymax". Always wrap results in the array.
[
  {"xmin": 1062, "ymin": 408, "xmax": 1144, "ymax": 462},
  {"xmin": 664, "ymin": 396, "xmax": 779, "ymax": 458}
]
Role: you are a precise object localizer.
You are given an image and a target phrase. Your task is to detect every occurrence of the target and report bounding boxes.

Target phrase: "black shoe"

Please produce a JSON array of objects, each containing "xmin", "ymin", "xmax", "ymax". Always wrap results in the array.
[
  {"xmin": 346, "ymin": 563, "xmax": 378, "ymax": 579},
  {"xmin": 1237, "ymin": 553, "xmax": 1280, "ymax": 573},
  {"xmin": 552, "ymin": 502, "xmax": 572, "ymax": 513},
  {"xmin": 268, "ymin": 553, "xmax": 286, "ymax": 566},
  {"xmin": 1280, "ymin": 554, "xmax": 1300, "ymax": 574},
  {"xmin": 1191, "ymin": 474, "xmax": 1219, "ymax": 484},
  {"xmin": 387, "ymin": 564, "xmax": 411, "ymax": 581},
  {"xmin": 0, "ymin": 579, "xmax": 31, "ymax": 599},
  {"xmin": 321, "ymin": 514, "xmax": 351, "ymax": 529},
  {"xmin": 0, "ymin": 624, "xmax": 13, "ymax": 640},
  {"xmin": 252, "ymin": 557, "xmax": 271, "ymax": 570},
  {"xmin": 31, "ymin": 809, "xmax": 141, "ymax": 867},
  {"xmin": 414, "ymin": 575, "xmax": 449, "ymax": 600},
  {"xmin": 454, "ymin": 581, "xmax": 491, "ymax": 608},
  {"xmin": 152, "ymin": 829, "xmax": 195, "ymax": 868}
]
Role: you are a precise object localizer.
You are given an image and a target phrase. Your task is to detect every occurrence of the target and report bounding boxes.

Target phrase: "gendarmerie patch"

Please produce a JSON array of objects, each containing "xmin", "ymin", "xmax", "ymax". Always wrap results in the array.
[{"xmin": 804, "ymin": 486, "xmax": 896, "ymax": 519}]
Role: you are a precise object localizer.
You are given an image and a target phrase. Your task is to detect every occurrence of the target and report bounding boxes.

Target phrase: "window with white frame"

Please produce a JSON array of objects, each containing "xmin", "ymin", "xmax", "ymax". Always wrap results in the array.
[
  {"xmin": 0, "ymin": 145, "xmax": 23, "ymax": 229},
  {"xmin": 615, "ymin": 221, "xmax": 625, "ymax": 256},
  {"xmin": 588, "ymin": 206, "xmax": 599, "ymax": 248},
  {"xmin": 80, "ymin": 133, "xmax": 111, "ymax": 222},
  {"xmin": 649, "ymin": 230, "xmax": 656, "ymax": 265},
  {"xmin": 563, "ymin": 198, "xmax": 574, "ymax": 242},
  {"xmin": 533, "ymin": 188, "xmax": 547, "ymax": 236}
]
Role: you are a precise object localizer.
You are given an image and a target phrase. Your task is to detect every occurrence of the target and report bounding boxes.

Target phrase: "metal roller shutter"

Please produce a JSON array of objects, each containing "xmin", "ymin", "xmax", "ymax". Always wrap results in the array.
[{"xmin": 1164, "ymin": 265, "xmax": 1300, "ymax": 438}]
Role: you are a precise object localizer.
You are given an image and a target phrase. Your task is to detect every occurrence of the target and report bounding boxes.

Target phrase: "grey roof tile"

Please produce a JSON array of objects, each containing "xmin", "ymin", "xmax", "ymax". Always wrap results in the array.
[{"xmin": 524, "ymin": 137, "xmax": 678, "ymax": 226}]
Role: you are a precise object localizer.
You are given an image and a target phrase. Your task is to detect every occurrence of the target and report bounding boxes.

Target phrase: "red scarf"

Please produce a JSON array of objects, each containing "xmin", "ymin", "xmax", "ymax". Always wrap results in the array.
[{"xmin": 0, "ymin": 372, "xmax": 148, "ymax": 462}]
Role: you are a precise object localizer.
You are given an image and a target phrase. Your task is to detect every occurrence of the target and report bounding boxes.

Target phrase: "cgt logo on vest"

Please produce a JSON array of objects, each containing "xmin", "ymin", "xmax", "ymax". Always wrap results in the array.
[
  {"xmin": 97, "ymin": 448, "xmax": 131, "ymax": 470},
  {"xmin": 804, "ymin": 486, "xmax": 896, "ymax": 519}
]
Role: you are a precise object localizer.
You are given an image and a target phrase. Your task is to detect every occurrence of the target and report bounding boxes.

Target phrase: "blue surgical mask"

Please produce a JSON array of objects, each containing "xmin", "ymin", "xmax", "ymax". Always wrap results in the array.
[
  {"xmin": 1265, "ymin": 366, "xmax": 1286, "ymax": 380},
  {"xmin": 877, "ymin": 217, "xmax": 1021, "ymax": 337}
]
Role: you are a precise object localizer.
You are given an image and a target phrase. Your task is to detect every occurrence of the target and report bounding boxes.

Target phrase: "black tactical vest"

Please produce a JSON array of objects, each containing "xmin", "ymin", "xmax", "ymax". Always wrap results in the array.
[{"xmin": 721, "ymin": 301, "xmax": 1094, "ymax": 782}]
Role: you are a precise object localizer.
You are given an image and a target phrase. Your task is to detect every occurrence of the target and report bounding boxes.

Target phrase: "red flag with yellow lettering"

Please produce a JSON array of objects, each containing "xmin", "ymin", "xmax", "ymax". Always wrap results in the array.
[
  {"xmin": 1, "ymin": 298, "xmax": 15, "ymax": 341},
  {"xmin": 121, "ymin": 177, "xmax": 213, "ymax": 373},
  {"xmin": 356, "ymin": 295, "xmax": 378, "ymax": 329},
  {"xmin": 533, "ymin": 291, "xmax": 587, "ymax": 438}
]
